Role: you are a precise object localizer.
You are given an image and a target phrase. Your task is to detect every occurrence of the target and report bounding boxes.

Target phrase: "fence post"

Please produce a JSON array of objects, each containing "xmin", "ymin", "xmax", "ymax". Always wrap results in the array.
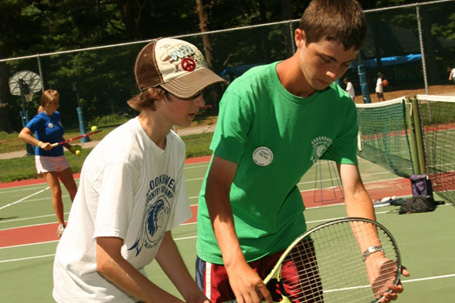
[{"xmin": 357, "ymin": 56, "xmax": 371, "ymax": 103}]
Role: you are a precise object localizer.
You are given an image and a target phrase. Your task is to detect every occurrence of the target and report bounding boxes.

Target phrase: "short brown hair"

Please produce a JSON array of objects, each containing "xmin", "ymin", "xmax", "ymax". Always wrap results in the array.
[
  {"xmin": 127, "ymin": 87, "xmax": 166, "ymax": 112},
  {"xmin": 299, "ymin": 0, "xmax": 367, "ymax": 51},
  {"xmin": 40, "ymin": 89, "xmax": 59, "ymax": 107}
]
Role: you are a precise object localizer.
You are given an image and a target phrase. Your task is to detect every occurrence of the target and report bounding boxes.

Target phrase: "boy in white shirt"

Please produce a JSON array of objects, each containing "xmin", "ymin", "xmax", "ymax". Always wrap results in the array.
[{"xmin": 53, "ymin": 38, "xmax": 226, "ymax": 303}]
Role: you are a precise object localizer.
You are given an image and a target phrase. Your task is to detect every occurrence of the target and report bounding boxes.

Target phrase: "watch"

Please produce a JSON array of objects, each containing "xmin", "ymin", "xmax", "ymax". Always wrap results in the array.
[{"xmin": 362, "ymin": 246, "xmax": 384, "ymax": 261}]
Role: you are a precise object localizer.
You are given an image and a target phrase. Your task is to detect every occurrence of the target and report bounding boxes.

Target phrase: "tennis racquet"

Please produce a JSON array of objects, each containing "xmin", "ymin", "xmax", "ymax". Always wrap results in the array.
[
  {"xmin": 51, "ymin": 130, "xmax": 102, "ymax": 147},
  {"xmin": 227, "ymin": 217, "xmax": 401, "ymax": 303}
]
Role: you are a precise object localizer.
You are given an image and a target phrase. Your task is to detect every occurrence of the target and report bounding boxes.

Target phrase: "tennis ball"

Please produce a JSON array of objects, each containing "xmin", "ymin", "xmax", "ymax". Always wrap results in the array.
[
  {"xmin": 91, "ymin": 125, "xmax": 98, "ymax": 132},
  {"xmin": 75, "ymin": 150, "xmax": 81, "ymax": 156}
]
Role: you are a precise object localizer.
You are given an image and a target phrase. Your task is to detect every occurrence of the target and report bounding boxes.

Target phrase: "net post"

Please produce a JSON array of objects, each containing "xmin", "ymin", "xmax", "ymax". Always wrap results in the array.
[
  {"xmin": 405, "ymin": 97, "xmax": 420, "ymax": 175},
  {"xmin": 411, "ymin": 96, "xmax": 426, "ymax": 174}
]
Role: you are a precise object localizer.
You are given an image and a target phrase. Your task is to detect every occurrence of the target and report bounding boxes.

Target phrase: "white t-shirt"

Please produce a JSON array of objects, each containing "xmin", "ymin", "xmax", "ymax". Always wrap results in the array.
[
  {"xmin": 345, "ymin": 82, "xmax": 355, "ymax": 99},
  {"xmin": 53, "ymin": 117, "xmax": 191, "ymax": 303},
  {"xmin": 375, "ymin": 78, "xmax": 383, "ymax": 93}
]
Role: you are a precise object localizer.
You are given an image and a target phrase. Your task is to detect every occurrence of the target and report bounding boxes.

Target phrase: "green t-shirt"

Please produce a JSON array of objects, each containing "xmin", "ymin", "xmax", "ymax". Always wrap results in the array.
[{"xmin": 197, "ymin": 62, "xmax": 358, "ymax": 264}]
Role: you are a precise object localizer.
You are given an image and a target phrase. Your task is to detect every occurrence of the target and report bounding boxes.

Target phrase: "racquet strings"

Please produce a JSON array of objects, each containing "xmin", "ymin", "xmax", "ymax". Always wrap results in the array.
[{"xmin": 278, "ymin": 220, "xmax": 399, "ymax": 303}]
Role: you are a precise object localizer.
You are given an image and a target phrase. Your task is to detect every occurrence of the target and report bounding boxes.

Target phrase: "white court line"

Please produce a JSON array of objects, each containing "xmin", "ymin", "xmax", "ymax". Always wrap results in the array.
[
  {"xmin": 0, "ymin": 178, "xmax": 412, "ymax": 226},
  {"xmin": 0, "ymin": 235, "xmax": 198, "ymax": 261},
  {"xmin": 186, "ymin": 177, "xmax": 204, "ymax": 182},
  {"xmin": 0, "ymin": 240, "xmax": 58, "ymax": 250},
  {"xmin": 298, "ymin": 174, "xmax": 402, "ymax": 187},
  {"xmin": 402, "ymin": 274, "xmax": 455, "ymax": 283},
  {"xmin": 184, "ymin": 163, "xmax": 209, "ymax": 170},
  {"xmin": 0, "ymin": 214, "xmax": 375, "ymax": 251},
  {"xmin": 0, "ymin": 194, "xmax": 70, "ymax": 208},
  {"xmin": 1, "ymin": 249, "xmax": 454, "ymax": 288},
  {"xmin": 0, "ymin": 184, "xmax": 49, "ymax": 194},
  {"xmin": 0, "ymin": 254, "xmax": 56, "ymax": 264},
  {"xmin": 0, "ymin": 187, "xmax": 49, "ymax": 210},
  {"xmin": 323, "ymin": 274, "xmax": 455, "ymax": 294},
  {"xmin": 1, "ymin": 239, "xmax": 455, "ymax": 291}
]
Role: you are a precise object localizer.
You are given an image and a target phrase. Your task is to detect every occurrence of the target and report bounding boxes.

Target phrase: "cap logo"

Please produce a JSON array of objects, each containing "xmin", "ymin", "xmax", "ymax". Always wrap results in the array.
[
  {"xmin": 169, "ymin": 44, "xmax": 196, "ymax": 63},
  {"xmin": 181, "ymin": 58, "xmax": 196, "ymax": 71}
]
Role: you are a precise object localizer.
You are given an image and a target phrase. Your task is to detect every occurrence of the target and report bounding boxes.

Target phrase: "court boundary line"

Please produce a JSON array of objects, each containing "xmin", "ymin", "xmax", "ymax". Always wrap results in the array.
[{"xmin": 0, "ymin": 187, "xmax": 49, "ymax": 210}]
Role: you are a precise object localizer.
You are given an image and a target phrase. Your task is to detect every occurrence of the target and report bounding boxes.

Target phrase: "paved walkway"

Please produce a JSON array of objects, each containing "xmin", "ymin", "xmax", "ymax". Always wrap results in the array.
[{"xmin": 0, "ymin": 124, "xmax": 216, "ymax": 160}]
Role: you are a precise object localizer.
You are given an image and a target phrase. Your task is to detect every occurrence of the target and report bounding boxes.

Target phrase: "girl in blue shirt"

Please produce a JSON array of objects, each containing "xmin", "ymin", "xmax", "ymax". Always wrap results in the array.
[{"xmin": 19, "ymin": 89, "xmax": 78, "ymax": 237}]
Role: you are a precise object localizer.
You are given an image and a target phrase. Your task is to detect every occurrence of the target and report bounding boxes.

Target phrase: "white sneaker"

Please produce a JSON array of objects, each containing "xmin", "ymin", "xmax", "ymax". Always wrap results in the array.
[{"xmin": 56, "ymin": 224, "xmax": 65, "ymax": 237}]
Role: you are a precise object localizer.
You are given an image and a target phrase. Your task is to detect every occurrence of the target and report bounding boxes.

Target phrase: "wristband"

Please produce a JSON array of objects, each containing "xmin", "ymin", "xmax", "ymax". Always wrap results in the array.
[
  {"xmin": 38, "ymin": 141, "xmax": 43, "ymax": 148},
  {"xmin": 362, "ymin": 246, "xmax": 384, "ymax": 261}
]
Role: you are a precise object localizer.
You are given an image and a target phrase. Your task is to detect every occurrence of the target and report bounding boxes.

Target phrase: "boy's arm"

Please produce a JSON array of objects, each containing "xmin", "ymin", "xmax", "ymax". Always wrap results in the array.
[
  {"xmin": 96, "ymin": 237, "xmax": 183, "ymax": 303},
  {"xmin": 155, "ymin": 231, "xmax": 209, "ymax": 303},
  {"xmin": 338, "ymin": 163, "xmax": 376, "ymax": 220},
  {"xmin": 205, "ymin": 155, "xmax": 273, "ymax": 303},
  {"xmin": 338, "ymin": 163, "xmax": 409, "ymax": 302}
]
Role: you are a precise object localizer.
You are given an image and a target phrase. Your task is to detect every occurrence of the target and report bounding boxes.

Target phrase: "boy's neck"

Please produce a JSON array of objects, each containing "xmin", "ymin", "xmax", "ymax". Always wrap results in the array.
[
  {"xmin": 276, "ymin": 56, "xmax": 316, "ymax": 98},
  {"xmin": 138, "ymin": 114, "xmax": 169, "ymax": 150}
]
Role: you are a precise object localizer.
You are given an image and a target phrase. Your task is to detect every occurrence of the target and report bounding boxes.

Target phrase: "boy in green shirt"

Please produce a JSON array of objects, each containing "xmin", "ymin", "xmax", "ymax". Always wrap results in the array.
[{"xmin": 196, "ymin": 1, "xmax": 409, "ymax": 302}]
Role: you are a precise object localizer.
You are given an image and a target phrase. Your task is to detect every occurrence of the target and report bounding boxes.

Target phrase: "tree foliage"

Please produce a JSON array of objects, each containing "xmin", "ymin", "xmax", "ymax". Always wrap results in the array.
[{"xmin": 0, "ymin": 0, "xmax": 454, "ymax": 131}]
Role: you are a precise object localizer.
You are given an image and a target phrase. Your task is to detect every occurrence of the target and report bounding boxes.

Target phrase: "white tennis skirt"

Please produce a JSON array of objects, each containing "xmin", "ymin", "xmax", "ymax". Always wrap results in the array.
[{"xmin": 35, "ymin": 155, "xmax": 70, "ymax": 173}]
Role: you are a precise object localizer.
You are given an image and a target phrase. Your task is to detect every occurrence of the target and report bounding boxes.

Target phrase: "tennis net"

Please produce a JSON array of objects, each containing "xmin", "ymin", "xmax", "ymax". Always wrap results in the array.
[
  {"xmin": 356, "ymin": 97, "xmax": 414, "ymax": 178},
  {"xmin": 416, "ymin": 95, "xmax": 455, "ymax": 205}
]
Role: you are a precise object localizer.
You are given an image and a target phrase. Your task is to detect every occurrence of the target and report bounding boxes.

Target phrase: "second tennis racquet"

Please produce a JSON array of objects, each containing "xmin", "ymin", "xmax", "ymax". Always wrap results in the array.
[{"xmin": 227, "ymin": 217, "xmax": 402, "ymax": 303}]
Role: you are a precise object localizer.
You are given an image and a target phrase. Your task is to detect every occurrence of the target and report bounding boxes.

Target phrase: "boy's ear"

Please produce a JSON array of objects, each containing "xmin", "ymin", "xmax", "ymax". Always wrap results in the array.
[{"xmin": 295, "ymin": 28, "xmax": 306, "ymax": 48}]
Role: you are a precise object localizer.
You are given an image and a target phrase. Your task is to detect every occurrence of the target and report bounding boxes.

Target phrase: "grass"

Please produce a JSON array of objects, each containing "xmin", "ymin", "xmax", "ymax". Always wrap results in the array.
[
  {"xmin": 0, "ymin": 113, "xmax": 216, "ymax": 183},
  {"xmin": 0, "ymin": 130, "xmax": 213, "ymax": 183}
]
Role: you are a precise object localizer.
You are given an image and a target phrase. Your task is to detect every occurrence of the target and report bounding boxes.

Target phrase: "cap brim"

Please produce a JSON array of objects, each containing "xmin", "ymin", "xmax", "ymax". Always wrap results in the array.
[{"xmin": 161, "ymin": 68, "xmax": 226, "ymax": 99}]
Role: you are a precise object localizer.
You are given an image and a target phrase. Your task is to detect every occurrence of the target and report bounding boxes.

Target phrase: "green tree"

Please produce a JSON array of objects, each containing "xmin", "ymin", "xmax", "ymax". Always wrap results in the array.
[{"xmin": 1, "ymin": 0, "xmax": 454, "ymax": 132}]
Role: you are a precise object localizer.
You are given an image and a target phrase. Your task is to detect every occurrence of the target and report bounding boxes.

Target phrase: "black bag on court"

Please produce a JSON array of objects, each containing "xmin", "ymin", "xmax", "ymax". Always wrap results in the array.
[{"xmin": 398, "ymin": 196, "xmax": 436, "ymax": 214}]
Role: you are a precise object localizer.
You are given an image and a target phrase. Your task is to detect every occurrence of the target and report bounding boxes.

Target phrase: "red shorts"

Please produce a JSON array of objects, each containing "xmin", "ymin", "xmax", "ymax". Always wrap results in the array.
[
  {"xmin": 196, "ymin": 251, "xmax": 283, "ymax": 303},
  {"xmin": 196, "ymin": 239, "xmax": 321, "ymax": 303}
]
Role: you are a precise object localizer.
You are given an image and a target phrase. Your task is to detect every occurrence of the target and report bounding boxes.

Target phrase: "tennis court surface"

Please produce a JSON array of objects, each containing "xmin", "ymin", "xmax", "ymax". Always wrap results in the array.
[{"xmin": 1, "ymin": 156, "xmax": 454, "ymax": 302}]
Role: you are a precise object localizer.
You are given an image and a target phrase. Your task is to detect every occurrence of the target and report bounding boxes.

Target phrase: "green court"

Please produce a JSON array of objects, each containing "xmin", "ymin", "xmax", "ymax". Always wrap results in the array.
[{"xmin": 0, "ymin": 157, "xmax": 454, "ymax": 302}]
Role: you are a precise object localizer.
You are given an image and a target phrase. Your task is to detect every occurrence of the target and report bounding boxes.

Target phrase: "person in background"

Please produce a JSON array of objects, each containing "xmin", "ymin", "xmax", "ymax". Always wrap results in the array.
[
  {"xmin": 195, "ymin": 1, "xmax": 408, "ymax": 303},
  {"xmin": 344, "ymin": 77, "xmax": 355, "ymax": 100},
  {"xmin": 19, "ymin": 89, "xmax": 78, "ymax": 237},
  {"xmin": 375, "ymin": 72, "xmax": 386, "ymax": 102},
  {"xmin": 53, "ymin": 37, "xmax": 226, "ymax": 303},
  {"xmin": 448, "ymin": 65, "xmax": 455, "ymax": 83}
]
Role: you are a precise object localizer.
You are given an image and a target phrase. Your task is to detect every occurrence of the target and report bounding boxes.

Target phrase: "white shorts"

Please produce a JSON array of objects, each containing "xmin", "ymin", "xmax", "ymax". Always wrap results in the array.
[{"xmin": 35, "ymin": 155, "xmax": 70, "ymax": 174}]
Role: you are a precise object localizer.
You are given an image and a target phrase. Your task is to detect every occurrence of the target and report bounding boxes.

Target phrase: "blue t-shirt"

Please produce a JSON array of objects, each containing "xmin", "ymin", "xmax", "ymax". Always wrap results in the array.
[{"xmin": 26, "ymin": 111, "xmax": 65, "ymax": 157}]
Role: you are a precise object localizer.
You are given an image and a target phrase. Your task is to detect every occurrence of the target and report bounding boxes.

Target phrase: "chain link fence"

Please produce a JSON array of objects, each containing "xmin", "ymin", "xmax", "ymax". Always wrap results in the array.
[{"xmin": 1, "ymin": 0, "xmax": 454, "ymax": 131}]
